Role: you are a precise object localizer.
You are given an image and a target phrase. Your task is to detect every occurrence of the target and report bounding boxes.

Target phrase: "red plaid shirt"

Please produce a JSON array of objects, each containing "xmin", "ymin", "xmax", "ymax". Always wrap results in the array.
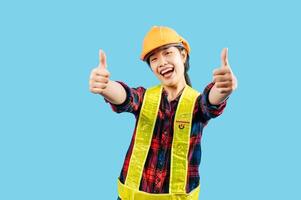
[{"xmin": 106, "ymin": 82, "xmax": 227, "ymax": 196}]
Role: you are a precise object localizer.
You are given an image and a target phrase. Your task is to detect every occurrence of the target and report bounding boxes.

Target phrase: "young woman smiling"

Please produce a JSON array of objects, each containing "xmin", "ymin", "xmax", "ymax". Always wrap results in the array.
[{"xmin": 89, "ymin": 26, "xmax": 237, "ymax": 200}]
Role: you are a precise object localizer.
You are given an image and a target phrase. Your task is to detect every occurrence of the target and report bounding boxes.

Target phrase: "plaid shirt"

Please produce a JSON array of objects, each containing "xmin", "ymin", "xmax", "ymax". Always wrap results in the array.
[{"xmin": 106, "ymin": 81, "xmax": 227, "ymax": 196}]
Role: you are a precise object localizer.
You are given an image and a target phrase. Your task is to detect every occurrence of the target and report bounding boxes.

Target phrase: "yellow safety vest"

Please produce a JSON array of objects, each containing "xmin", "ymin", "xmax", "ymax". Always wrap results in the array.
[{"xmin": 118, "ymin": 84, "xmax": 200, "ymax": 200}]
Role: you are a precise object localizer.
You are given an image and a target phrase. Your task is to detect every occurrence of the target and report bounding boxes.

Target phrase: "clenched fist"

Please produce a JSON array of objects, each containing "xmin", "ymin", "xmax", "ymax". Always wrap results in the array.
[
  {"xmin": 212, "ymin": 48, "xmax": 238, "ymax": 94},
  {"xmin": 89, "ymin": 49, "xmax": 111, "ymax": 95}
]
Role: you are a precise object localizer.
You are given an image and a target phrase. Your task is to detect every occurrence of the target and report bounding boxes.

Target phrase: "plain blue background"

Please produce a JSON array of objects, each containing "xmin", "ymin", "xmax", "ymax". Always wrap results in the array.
[{"xmin": 1, "ymin": 0, "xmax": 300, "ymax": 199}]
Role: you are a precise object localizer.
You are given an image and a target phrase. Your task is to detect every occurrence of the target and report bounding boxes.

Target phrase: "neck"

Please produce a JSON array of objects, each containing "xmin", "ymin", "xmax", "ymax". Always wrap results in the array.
[{"xmin": 163, "ymin": 79, "xmax": 187, "ymax": 102}]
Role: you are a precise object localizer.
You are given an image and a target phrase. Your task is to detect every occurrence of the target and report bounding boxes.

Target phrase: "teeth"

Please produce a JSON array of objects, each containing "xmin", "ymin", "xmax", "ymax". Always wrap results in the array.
[{"xmin": 160, "ymin": 68, "xmax": 173, "ymax": 75}]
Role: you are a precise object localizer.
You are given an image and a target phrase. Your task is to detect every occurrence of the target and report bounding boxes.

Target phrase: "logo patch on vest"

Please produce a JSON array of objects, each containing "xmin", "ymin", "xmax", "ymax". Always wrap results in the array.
[{"xmin": 176, "ymin": 120, "xmax": 190, "ymax": 130}]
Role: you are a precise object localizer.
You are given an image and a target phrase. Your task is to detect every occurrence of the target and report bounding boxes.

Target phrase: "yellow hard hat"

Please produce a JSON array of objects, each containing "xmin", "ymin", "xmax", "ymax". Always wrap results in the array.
[{"xmin": 140, "ymin": 26, "xmax": 191, "ymax": 61}]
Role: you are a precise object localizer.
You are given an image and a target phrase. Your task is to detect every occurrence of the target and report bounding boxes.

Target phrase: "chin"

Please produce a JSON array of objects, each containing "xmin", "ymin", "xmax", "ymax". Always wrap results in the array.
[{"xmin": 162, "ymin": 80, "xmax": 177, "ymax": 87}]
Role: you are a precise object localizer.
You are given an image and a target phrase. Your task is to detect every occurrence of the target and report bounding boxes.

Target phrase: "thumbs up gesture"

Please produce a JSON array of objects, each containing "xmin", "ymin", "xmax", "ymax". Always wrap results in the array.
[
  {"xmin": 212, "ymin": 48, "xmax": 238, "ymax": 95},
  {"xmin": 208, "ymin": 48, "xmax": 238, "ymax": 105},
  {"xmin": 89, "ymin": 49, "xmax": 111, "ymax": 94}
]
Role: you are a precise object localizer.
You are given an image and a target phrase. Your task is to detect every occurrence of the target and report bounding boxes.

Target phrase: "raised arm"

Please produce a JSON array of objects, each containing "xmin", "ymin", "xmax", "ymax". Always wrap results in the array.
[{"xmin": 89, "ymin": 49, "xmax": 127, "ymax": 105}]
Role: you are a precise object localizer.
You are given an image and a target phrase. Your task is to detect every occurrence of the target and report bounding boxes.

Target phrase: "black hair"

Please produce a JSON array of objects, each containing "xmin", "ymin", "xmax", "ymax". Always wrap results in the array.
[
  {"xmin": 177, "ymin": 46, "xmax": 191, "ymax": 87},
  {"xmin": 146, "ymin": 45, "xmax": 192, "ymax": 87}
]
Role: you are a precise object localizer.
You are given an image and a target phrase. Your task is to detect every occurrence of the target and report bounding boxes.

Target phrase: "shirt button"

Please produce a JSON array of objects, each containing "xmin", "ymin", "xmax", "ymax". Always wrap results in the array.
[
  {"xmin": 154, "ymin": 188, "xmax": 159, "ymax": 193},
  {"xmin": 158, "ymin": 160, "xmax": 164, "ymax": 168},
  {"xmin": 156, "ymin": 177, "xmax": 161, "ymax": 183}
]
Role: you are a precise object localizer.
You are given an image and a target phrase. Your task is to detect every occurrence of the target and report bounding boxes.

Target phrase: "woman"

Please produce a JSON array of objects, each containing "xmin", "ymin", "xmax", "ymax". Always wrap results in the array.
[{"xmin": 89, "ymin": 26, "xmax": 237, "ymax": 200}]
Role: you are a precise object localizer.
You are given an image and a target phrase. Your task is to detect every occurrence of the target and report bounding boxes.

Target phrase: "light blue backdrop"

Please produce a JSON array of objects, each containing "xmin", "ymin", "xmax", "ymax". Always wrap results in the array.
[{"xmin": 1, "ymin": 0, "xmax": 300, "ymax": 199}]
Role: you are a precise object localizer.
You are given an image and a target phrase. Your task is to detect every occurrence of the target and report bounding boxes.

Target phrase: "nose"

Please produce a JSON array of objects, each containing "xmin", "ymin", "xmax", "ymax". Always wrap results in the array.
[{"xmin": 157, "ymin": 54, "xmax": 168, "ymax": 68}]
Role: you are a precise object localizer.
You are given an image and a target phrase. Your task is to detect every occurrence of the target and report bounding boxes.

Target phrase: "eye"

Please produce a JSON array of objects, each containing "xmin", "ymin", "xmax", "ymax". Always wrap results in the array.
[
  {"xmin": 150, "ymin": 57, "xmax": 157, "ymax": 62},
  {"xmin": 165, "ymin": 51, "xmax": 172, "ymax": 55}
]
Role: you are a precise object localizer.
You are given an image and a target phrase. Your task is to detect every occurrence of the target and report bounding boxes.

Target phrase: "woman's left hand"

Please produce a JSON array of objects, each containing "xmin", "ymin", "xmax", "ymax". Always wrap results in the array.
[
  {"xmin": 208, "ymin": 48, "xmax": 237, "ymax": 105},
  {"xmin": 212, "ymin": 48, "xmax": 238, "ymax": 95}
]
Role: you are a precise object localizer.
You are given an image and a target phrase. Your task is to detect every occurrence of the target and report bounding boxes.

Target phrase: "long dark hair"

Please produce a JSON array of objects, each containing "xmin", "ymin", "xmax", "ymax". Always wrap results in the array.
[
  {"xmin": 146, "ymin": 45, "xmax": 192, "ymax": 87},
  {"xmin": 177, "ymin": 46, "xmax": 191, "ymax": 87}
]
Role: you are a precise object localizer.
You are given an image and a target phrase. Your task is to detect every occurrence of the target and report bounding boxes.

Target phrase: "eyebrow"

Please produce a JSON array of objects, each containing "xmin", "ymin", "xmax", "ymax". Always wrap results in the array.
[
  {"xmin": 161, "ymin": 47, "xmax": 170, "ymax": 51},
  {"xmin": 150, "ymin": 47, "xmax": 172, "ymax": 58}
]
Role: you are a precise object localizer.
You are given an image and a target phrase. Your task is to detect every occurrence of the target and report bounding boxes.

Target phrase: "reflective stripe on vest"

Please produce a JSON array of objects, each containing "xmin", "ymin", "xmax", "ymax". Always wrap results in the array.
[
  {"xmin": 119, "ymin": 84, "xmax": 200, "ymax": 200},
  {"xmin": 118, "ymin": 179, "xmax": 200, "ymax": 200}
]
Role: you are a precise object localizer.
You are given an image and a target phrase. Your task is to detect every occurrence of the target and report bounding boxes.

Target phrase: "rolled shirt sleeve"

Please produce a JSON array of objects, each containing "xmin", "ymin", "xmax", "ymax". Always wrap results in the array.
[
  {"xmin": 104, "ymin": 81, "xmax": 146, "ymax": 117},
  {"xmin": 197, "ymin": 82, "xmax": 228, "ymax": 123}
]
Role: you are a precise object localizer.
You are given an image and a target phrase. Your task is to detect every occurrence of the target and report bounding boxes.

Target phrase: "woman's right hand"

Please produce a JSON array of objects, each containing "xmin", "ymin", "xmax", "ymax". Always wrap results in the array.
[{"xmin": 89, "ymin": 49, "xmax": 111, "ymax": 95}]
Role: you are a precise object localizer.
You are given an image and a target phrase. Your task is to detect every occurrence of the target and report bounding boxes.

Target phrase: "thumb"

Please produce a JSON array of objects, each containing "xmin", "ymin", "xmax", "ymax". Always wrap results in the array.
[
  {"xmin": 98, "ymin": 49, "xmax": 107, "ymax": 69},
  {"xmin": 220, "ymin": 47, "xmax": 229, "ymax": 68}
]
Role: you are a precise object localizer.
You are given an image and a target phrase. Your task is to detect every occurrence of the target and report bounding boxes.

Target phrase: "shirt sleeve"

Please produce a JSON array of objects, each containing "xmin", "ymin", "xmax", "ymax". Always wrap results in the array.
[
  {"xmin": 195, "ymin": 82, "xmax": 228, "ymax": 123},
  {"xmin": 104, "ymin": 81, "xmax": 146, "ymax": 117}
]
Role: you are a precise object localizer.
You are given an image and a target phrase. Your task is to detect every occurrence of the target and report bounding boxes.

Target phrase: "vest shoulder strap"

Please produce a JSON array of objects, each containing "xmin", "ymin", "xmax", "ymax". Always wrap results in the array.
[
  {"xmin": 125, "ymin": 84, "xmax": 162, "ymax": 189},
  {"xmin": 170, "ymin": 85, "xmax": 200, "ymax": 193}
]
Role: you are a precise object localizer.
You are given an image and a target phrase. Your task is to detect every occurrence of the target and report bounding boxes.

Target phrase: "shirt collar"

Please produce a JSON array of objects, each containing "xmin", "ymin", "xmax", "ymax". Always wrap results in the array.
[{"xmin": 162, "ymin": 86, "xmax": 185, "ymax": 103}]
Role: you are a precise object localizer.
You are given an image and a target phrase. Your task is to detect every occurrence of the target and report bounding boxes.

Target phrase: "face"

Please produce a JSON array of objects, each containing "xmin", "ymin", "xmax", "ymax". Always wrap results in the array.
[{"xmin": 149, "ymin": 46, "xmax": 187, "ymax": 87}]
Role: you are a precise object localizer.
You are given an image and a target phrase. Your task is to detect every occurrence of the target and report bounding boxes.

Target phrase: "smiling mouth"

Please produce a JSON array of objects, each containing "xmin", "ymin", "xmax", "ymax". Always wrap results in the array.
[{"xmin": 160, "ymin": 68, "xmax": 174, "ymax": 78}]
